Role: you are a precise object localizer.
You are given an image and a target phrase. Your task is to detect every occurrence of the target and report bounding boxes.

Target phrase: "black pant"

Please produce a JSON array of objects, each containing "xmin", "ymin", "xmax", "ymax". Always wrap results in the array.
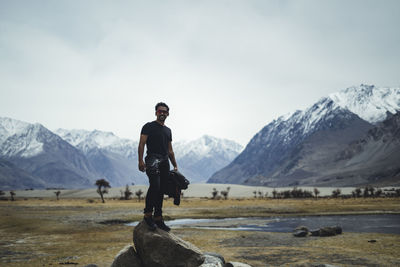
[{"xmin": 144, "ymin": 154, "xmax": 169, "ymax": 217}]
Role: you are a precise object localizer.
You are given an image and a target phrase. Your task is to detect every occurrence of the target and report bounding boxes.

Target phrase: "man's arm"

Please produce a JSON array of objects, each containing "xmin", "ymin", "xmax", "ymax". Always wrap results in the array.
[
  {"xmin": 168, "ymin": 141, "xmax": 178, "ymax": 171},
  {"xmin": 138, "ymin": 134, "xmax": 148, "ymax": 172}
]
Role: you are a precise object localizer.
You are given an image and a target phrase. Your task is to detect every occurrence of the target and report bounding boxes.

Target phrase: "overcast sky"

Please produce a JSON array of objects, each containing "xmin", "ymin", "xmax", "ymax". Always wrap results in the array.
[{"xmin": 0, "ymin": 0, "xmax": 399, "ymax": 146}]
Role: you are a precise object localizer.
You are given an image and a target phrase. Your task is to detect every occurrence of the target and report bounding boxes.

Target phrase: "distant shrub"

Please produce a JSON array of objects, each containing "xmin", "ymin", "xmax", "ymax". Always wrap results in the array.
[
  {"xmin": 269, "ymin": 187, "xmax": 315, "ymax": 199},
  {"xmin": 120, "ymin": 185, "xmax": 133, "ymax": 200},
  {"xmin": 272, "ymin": 189, "xmax": 277, "ymax": 199},
  {"xmin": 10, "ymin": 191, "xmax": 15, "ymax": 201},
  {"xmin": 54, "ymin": 191, "xmax": 61, "ymax": 200},
  {"xmin": 313, "ymin": 188, "xmax": 320, "ymax": 198},
  {"xmin": 375, "ymin": 188, "xmax": 383, "ymax": 197},
  {"xmin": 95, "ymin": 178, "xmax": 111, "ymax": 203},
  {"xmin": 331, "ymin": 188, "xmax": 341, "ymax": 198},
  {"xmin": 135, "ymin": 189, "xmax": 144, "ymax": 202},
  {"xmin": 220, "ymin": 187, "xmax": 230, "ymax": 200},
  {"xmin": 212, "ymin": 188, "xmax": 219, "ymax": 199},
  {"xmin": 355, "ymin": 188, "xmax": 362, "ymax": 198}
]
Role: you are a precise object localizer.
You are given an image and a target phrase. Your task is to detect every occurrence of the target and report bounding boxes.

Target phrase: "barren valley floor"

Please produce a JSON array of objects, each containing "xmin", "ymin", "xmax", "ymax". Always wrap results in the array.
[{"xmin": 1, "ymin": 197, "xmax": 400, "ymax": 267}]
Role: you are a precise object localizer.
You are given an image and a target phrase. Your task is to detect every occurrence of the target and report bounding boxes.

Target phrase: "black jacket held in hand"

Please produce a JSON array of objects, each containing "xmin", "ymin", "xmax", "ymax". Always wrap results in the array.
[{"xmin": 164, "ymin": 170, "xmax": 190, "ymax": 206}]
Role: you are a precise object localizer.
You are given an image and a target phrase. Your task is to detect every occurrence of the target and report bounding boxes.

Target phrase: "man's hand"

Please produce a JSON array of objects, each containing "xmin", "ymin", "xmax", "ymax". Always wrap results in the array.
[
  {"xmin": 173, "ymin": 166, "xmax": 178, "ymax": 172},
  {"xmin": 138, "ymin": 134, "xmax": 147, "ymax": 172},
  {"xmin": 138, "ymin": 160, "xmax": 146, "ymax": 172}
]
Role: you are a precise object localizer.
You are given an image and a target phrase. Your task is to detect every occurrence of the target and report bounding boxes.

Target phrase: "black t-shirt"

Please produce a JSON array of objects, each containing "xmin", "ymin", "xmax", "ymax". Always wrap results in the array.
[{"xmin": 141, "ymin": 121, "xmax": 172, "ymax": 156}]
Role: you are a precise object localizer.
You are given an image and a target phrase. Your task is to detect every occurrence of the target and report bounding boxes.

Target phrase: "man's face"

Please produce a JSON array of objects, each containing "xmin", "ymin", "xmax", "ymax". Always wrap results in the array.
[{"xmin": 156, "ymin": 107, "xmax": 169, "ymax": 122}]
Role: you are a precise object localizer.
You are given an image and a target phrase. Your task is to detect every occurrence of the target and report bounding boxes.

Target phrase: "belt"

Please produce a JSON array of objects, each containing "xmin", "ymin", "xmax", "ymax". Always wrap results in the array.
[{"xmin": 147, "ymin": 153, "xmax": 168, "ymax": 160}]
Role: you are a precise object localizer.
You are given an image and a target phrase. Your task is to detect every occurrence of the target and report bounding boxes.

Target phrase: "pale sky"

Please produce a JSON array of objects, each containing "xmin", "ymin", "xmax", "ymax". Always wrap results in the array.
[{"xmin": 1, "ymin": 0, "xmax": 399, "ymax": 146}]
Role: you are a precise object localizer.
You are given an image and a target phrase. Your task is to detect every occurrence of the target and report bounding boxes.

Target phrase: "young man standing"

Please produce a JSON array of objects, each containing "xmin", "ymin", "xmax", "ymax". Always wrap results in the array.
[{"xmin": 138, "ymin": 102, "xmax": 178, "ymax": 231}]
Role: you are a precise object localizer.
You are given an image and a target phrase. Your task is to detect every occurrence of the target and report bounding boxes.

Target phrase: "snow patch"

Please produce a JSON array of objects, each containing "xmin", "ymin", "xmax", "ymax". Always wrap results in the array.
[
  {"xmin": 329, "ymin": 84, "xmax": 400, "ymax": 124},
  {"xmin": 174, "ymin": 135, "xmax": 243, "ymax": 160},
  {"xmin": 0, "ymin": 119, "xmax": 46, "ymax": 157}
]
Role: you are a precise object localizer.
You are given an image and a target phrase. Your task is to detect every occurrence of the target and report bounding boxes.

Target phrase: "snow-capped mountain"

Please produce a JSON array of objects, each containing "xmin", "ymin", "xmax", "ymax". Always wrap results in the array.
[
  {"xmin": 56, "ymin": 130, "xmax": 243, "ymax": 184},
  {"xmin": 3, "ymin": 84, "xmax": 397, "ymax": 189},
  {"xmin": 173, "ymin": 135, "xmax": 243, "ymax": 182},
  {"xmin": 55, "ymin": 128, "xmax": 145, "ymax": 186},
  {"xmin": 208, "ymin": 84, "xmax": 400, "ymax": 186},
  {"xmin": 55, "ymin": 129, "xmax": 138, "ymax": 158},
  {"xmin": 174, "ymin": 135, "xmax": 243, "ymax": 159},
  {"xmin": 0, "ymin": 117, "xmax": 44, "ymax": 158},
  {"xmin": 0, "ymin": 117, "xmax": 98, "ymax": 189}
]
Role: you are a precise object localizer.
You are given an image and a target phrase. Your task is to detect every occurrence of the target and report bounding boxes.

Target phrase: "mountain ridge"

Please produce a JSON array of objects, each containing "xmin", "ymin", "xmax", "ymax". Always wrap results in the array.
[
  {"xmin": 208, "ymin": 84, "xmax": 400, "ymax": 186},
  {"xmin": 0, "ymin": 117, "xmax": 99, "ymax": 189},
  {"xmin": 1, "ymin": 119, "xmax": 242, "ymax": 188},
  {"xmin": 56, "ymin": 129, "xmax": 243, "ymax": 184},
  {"xmin": 2, "ymin": 84, "xmax": 399, "ymax": 189}
]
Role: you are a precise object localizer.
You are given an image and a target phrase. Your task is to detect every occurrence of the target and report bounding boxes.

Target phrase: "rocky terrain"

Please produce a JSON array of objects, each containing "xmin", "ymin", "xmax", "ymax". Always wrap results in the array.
[{"xmin": 110, "ymin": 220, "xmax": 252, "ymax": 267}]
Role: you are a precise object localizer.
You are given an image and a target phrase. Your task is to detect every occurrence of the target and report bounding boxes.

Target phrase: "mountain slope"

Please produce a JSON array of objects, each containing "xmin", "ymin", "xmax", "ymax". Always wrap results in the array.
[
  {"xmin": 0, "ymin": 158, "xmax": 46, "ymax": 190},
  {"xmin": 174, "ymin": 135, "xmax": 243, "ymax": 182},
  {"xmin": 55, "ymin": 129, "xmax": 137, "ymax": 158},
  {"xmin": 321, "ymin": 112, "xmax": 400, "ymax": 186},
  {"xmin": 56, "ymin": 130, "xmax": 243, "ymax": 185},
  {"xmin": 209, "ymin": 98, "xmax": 373, "ymax": 185},
  {"xmin": 0, "ymin": 117, "xmax": 98, "ymax": 189},
  {"xmin": 208, "ymin": 84, "xmax": 400, "ymax": 186},
  {"xmin": 55, "ymin": 129, "xmax": 146, "ymax": 186}
]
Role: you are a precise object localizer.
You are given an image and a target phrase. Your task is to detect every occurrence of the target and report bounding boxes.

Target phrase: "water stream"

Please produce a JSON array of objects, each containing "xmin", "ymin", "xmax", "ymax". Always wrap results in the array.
[{"xmin": 127, "ymin": 214, "xmax": 400, "ymax": 234}]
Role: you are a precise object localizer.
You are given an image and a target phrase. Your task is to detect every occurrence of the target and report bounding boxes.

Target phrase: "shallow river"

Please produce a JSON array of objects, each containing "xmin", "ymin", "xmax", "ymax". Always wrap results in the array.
[{"xmin": 127, "ymin": 214, "xmax": 400, "ymax": 234}]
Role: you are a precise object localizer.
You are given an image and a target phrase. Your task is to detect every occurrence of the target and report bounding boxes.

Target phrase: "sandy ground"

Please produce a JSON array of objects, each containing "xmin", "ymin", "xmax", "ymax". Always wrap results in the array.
[{"xmin": 11, "ymin": 183, "xmax": 398, "ymax": 199}]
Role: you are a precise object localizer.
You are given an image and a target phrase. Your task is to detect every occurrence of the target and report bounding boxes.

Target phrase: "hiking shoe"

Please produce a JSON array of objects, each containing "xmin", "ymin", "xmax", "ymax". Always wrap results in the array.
[
  {"xmin": 155, "ymin": 219, "xmax": 171, "ymax": 232},
  {"xmin": 144, "ymin": 216, "xmax": 156, "ymax": 231}
]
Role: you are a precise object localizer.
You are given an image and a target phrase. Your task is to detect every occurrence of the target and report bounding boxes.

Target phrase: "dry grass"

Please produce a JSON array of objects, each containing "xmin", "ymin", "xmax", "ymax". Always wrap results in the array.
[{"xmin": 0, "ymin": 197, "xmax": 399, "ymax": 266}]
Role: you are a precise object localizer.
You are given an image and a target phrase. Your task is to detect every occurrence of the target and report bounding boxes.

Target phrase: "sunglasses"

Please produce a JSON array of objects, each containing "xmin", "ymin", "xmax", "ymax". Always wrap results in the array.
[{"xmin": 156, "ymin": 110, "xmax": 169, "ymax": 115}]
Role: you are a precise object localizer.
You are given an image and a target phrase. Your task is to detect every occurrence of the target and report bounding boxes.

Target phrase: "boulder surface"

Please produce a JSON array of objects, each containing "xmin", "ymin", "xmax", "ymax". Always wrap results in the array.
[
  {"xmin": 133, "ymin": 220, "xmax": 205, "ymax": 267},
  {"xmin": 111, "ymin": 245, "xmax": 142, "ymax": 267},
  {"xmin": 227, "ymin": 262, "xmax": 253, "ymax": 267},
  {"xmin": 319, "ymin": 226, "xmax": 342, "ymax": 237},
  {"xmin": 200, "ymin": 253, "xmax": 225, "ymax": 267}
]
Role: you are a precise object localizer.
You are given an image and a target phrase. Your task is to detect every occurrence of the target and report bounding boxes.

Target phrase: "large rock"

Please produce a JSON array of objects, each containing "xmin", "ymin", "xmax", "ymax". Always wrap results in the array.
[
  {"xmin": 199, "ymin": 252, "xmax": 225, "ymax": 267},
  {"xmin": 319, "ymin": 226, "xmax": 342, "ymax": 237},
  {"xmin": 293, "ymin": 230, "xmax": 308, "ymax": 237},
  {"xmin": 133, "ymin": 220, "xmax": 205, "ymax": 267},
  {"xmin": 199, "ymin": 253, "xmax": 225, "ymax": 267},
  {"xmin": 333, "ymin": 226, "xmax": 342, "ymax": 235},
  {"xmin": 226, "ymin": 262, "xmax": 253, "ymax": 267},
  {"xmin": 310, "ymin": 229, "xmax": 320, "ymax": 236},
  {"xmin": 295, "ymin": 226, "xmax": 309, "ymax": 232},
  {"xmin": 111, "ymin": 245, "xmax": 142, "ymax": 267}
]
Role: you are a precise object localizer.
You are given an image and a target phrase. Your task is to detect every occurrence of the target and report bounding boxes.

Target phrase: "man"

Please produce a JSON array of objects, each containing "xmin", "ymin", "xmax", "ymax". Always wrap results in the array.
[{"xmin": 138, "ymin": 102, "xmax": 178, "ymax": 232}]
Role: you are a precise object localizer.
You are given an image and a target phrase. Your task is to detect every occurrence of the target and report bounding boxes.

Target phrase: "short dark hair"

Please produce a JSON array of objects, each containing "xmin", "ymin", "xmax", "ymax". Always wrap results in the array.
[{"xmin": 155, "ymin": 102, "xmax": 169, "ymax": 111}]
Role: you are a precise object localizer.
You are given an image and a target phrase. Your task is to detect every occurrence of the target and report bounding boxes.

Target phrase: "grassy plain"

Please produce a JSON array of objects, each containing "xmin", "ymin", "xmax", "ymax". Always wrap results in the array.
[{"xmin": 0, "ymin": 197, "xmax": 399, "ymax": 267}]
